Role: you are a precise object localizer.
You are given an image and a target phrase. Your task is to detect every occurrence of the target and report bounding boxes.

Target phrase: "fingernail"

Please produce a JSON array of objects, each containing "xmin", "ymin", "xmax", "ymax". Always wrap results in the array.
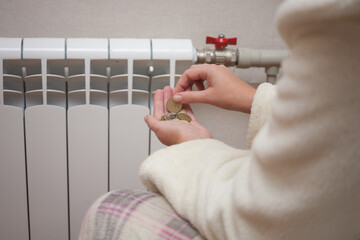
[{"xmin": 173, "ymin": 95, "xmax": 182, "ymax": 102}]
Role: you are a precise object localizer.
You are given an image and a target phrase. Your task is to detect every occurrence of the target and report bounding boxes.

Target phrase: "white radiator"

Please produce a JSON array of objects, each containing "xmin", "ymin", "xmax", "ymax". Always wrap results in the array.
[{"xmin": 0, "ymin": 38, "xmax": 193, "ymax": 240}]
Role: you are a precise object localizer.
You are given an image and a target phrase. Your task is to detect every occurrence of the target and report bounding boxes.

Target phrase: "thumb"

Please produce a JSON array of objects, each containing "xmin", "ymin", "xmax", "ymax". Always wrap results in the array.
[
  {"xmin": 144, "ymin": 115, "xmax": 161, "ymax": 133},
  {"xmin": 173, "ymin": 91, "xmax": 209, "ymax": 104}
]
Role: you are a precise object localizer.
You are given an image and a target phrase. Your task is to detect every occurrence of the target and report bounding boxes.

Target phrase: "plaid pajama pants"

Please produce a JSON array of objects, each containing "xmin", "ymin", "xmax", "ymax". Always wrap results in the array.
[{"xmin": 79, "ymin": 189, "xmax": 205, "ymax": 240}]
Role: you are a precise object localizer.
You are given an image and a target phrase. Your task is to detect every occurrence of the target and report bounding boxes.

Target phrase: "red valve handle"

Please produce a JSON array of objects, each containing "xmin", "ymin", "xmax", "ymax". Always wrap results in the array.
[{"xmin": 206, "ymin": 35, "xmax": 237, "ymax": 50}]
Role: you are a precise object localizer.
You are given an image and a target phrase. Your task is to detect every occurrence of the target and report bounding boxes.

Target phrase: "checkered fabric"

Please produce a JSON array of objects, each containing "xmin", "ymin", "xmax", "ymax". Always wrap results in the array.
[{"xmin": 79, "ymin": 189, "xmax": 205, "ymax": 240}]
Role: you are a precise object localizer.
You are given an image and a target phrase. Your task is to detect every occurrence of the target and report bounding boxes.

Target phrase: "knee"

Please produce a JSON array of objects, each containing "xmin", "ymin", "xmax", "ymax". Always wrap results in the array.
[{"xmin": 78, "ymin": 189, "xmax": 156, "ymax": 239}]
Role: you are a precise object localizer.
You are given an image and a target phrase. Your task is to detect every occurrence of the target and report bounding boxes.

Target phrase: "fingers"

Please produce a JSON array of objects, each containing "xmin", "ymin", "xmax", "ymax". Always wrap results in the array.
[
  {"xmin": 153, "ymin": 89, "xmax": 164, "ymax": 120},
  {"xmin": 163, "ymin": 86, "xmax": 173, "ymax": 113},
  {"xmin": 182, "ymin": 104, "xmax": 197, "ymax": 122},
  {"xmin": 195, "ymin": 80, "xmax": 205, "ymax": 91},
  {"xmin": 173, "ymin": 90, "xmax": 209, "ymax": 105},
  {"xmin": 182, "ymin": 86, "xmax": 195, "ymax": 119},
  {"xmin": 144, "ymin": 115, "xmax": 161, "ymax": 133},
  {"xmin": 173, "ymin": 65, "xmax": 210, "ymax": 95}
]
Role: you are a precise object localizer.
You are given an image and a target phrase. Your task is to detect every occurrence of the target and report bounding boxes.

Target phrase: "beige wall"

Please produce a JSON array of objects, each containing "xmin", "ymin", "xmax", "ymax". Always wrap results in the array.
[{"xmin": 0, "ymin": 0, "xmax": 287, "ymax": 148}]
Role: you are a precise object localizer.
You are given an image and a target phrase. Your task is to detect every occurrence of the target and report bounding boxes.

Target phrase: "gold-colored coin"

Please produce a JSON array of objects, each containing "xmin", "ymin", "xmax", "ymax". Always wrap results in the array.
[
  {"xmin": 178, "ymin": 108, "xmax": 186, "ymax": 113},
  {"xmin": 166, "ymin": 98, "xmax": 183, "ymax": 113},
  {"xmin": 161, "ymin": 115, "xmax": 167, "ymax": 121},
  {"xmin": 167, "ymin": 112, "xmax": 178, "ymax": 120},
  {"xmin": 180, "ymin": 119, "xmax": 189, "ymax": 124},
  {"xmin": 177, "ymin": 113, "xmax": 192, "ymax": 122}
]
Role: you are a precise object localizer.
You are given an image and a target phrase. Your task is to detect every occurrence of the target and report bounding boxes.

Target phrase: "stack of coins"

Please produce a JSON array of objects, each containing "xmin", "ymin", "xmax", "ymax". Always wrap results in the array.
[{"xmin": 161, "ymin": 99, "xmax": 192, "ymax": 123}]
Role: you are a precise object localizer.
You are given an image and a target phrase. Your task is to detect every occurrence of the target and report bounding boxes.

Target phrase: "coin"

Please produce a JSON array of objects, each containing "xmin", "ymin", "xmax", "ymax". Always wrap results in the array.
[
  {"xmin": 166, "ymin": 98, "xmax": 183, "ymax": 113},
  {"xmin": 177, "ymin": 113, "xmax": 192, "ymax": 122},
  {"xmin": 162, "ymin": 99, "xmax": 190, "ymax": 123},
  {"xmin": 167, "ymin": 112, "xmax": 178, "ymax": 120},
  {"xmin": 178, "ymin": 108, "xmax": 186, "ymax": 113}
]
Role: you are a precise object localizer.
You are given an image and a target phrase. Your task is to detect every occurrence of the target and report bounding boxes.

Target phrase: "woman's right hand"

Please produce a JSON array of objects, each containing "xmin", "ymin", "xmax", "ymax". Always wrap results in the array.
[{"xmin": 173, "ymin": 64, "xmax": 256, "ymax": 113}]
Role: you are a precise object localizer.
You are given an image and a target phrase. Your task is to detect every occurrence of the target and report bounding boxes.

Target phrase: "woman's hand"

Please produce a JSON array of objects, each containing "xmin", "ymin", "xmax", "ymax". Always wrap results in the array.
[
  {"xmin": 144, "ymin": 86, "xmax": 212, "ymax": 146},
  {"xmin": 173, "ymin": 64, "xmax": 256, "ymax": 113}
]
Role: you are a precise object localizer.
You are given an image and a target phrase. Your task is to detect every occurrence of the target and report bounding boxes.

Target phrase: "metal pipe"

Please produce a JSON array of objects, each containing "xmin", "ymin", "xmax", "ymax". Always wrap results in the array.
[
  {"xmin": 196, "ymin": 48, "xmax": 237, "ymax": 66},
  {"xmin": 196, "ymin": 47, "xmax": 289, "ymax": 69}
]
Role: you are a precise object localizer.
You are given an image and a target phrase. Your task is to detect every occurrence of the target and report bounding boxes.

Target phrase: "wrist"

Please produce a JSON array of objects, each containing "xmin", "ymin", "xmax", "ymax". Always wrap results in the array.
[
  {"xmin": 231, "ymin": 85, "xmax": 256, "ymax": 113},
  {"xmin": 245, "ymin": 87, "xmax": 256, "ymax": 114}
]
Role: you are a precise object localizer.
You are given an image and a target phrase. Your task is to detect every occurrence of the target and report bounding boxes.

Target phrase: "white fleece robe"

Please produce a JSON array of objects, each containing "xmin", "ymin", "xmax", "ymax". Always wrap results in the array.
[{"xmin": 139, "ymin": 0, "xmax": 360, "ymax": 239}]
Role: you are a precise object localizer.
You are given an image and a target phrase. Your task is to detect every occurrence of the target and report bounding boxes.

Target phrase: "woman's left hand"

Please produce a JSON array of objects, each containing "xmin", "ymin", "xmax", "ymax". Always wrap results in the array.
[{"xmin": 144, "ymin": 86, "xmax": 212, "ymax": 146}]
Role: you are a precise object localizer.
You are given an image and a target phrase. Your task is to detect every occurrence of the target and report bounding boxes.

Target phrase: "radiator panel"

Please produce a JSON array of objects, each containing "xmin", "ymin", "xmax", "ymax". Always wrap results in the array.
[
  {"xmin": 0, "ymin": 106, "xmax": 29, "ymax": 240},
  {"xmin": 109, "ymin": 105, "xmax": 149, "ymax": 190},
  {"xmin": 68, "ymin": 105, "xmax": 108, "ymax": 240},
  {"xmin": 0, "ymin": 38, "xmax": 29, "ymax": 240},
  {"xmin": 25, "ymin": 105, "xmax": 68, "ymax": 240}
]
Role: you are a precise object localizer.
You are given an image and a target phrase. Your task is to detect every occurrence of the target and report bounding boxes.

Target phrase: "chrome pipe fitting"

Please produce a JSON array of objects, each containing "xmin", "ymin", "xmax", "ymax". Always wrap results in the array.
[
  {"xmin": 196, "ymin": 48, "xmax": 289, "ymax": 68},
  {"xmin": 196, "ymin": 48, "xmax": 237, "ymax": 66}
]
